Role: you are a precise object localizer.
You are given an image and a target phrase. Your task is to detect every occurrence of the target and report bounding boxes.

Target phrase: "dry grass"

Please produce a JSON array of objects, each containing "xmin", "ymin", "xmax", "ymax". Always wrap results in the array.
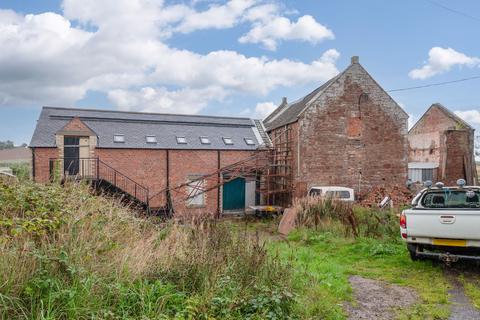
[{"xmin": 0, "ymin": 180, "xmax": 295, "ymax": 319}]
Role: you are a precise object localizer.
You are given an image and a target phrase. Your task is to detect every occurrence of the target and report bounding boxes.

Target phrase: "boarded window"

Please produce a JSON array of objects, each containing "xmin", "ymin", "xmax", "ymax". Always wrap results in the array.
[{"xmin": 186, "ymin": 178, "xmax": 205, "ymax": 206}]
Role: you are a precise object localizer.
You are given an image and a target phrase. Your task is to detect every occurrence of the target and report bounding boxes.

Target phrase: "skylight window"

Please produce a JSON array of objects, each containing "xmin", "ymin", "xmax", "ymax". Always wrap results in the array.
[
  {"xmin": 146, "ymin": 136, "xmax": 157, "ymax": 144},
  {"xmin": 223, "ymin": 137, "xmax": 233, "ymax": 145},
  {"xmin": 244, "ymin": 138, "xmax": 255, "ymax": 145},
  {"xmin": 113, "ymin": 134, "xmax": 125, "ymax": 143},
  {"xmin": 176, "ymin": 136, "xmax": 187, "ymax": 144},
  {"xmin": 200, "ymin": 136, "xmax": 210, "ymax": 144}
]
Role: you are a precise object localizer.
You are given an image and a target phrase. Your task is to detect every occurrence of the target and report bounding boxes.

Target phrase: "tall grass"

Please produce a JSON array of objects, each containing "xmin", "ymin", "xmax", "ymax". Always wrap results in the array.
[
  {"xmin": 0, "ymin": 180, "xmax": 295, "ymax": 319},
  {"xmin": 293, "ymin": 196, "xmax": 400, "ymax": 239}
]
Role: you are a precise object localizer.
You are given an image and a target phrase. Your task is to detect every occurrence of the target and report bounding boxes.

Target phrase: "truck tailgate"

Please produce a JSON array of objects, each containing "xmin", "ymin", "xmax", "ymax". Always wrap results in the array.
[{"xmin": 406, "ymin": 209, "xmax": 480, "ymax": 240}]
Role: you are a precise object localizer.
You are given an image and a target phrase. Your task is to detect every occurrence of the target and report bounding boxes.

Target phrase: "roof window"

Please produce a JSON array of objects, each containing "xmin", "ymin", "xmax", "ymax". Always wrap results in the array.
[
  {"xmin": 244, "ymin": 138, "xmax": 255, "ymax": 145},
  {"xmin": 113, "ymin": 134, "xmax": 125, "ymax": 143},
  {"xmin": 223, "ymin": 137, "xmax": 233, "ymax": 145},
  {"xmin": 200, "ymin": 136, "xmax": 210, "ymax": 144},
  {"xmin": 146, "ymin": 135, "xmax": 157, "ymax": 144},
  {"xmin": 176, "ymin": 136, "xmax": 187, "ymax": 144}
]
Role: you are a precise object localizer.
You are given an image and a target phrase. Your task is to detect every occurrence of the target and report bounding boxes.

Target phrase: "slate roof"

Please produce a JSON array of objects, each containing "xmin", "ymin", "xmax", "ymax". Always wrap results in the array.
[
  {"xmin": 409, "ymin": 103, "xmax": 474, "ymax": 133},
  {"xmin": 30, "ymin": 107, "xmax": 271, "ymax": 150},
  {"xmin": 264, "ymin": 72, "xmax": 344, "ymax": 131}
]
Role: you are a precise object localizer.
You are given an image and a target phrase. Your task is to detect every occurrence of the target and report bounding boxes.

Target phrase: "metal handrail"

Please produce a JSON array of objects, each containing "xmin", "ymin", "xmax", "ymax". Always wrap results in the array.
[{"xmin": 49, "ymin": 157, "xmax": 149, "ymax": 206}]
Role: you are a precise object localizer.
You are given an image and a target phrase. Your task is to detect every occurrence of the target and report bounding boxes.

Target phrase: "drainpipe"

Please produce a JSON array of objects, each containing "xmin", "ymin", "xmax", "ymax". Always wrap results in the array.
[{"xmin": 217, "ymin": 150, "xmax": 221, "ymax": 217}]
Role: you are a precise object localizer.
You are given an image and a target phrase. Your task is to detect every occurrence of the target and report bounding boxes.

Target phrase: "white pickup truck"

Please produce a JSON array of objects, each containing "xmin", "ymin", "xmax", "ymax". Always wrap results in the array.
[{"xmin": 400, "ymin": 181, "xmax": 480, "ymax": 264}]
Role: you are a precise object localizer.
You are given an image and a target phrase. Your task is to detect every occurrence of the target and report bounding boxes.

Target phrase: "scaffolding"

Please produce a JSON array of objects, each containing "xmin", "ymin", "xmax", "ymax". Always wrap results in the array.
[{"xmin": 148, "ymin": 126, "xmax": 294, "ymax": 215}]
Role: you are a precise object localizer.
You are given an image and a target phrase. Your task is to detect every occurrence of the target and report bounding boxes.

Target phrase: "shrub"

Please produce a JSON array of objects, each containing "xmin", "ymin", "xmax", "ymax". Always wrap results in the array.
[
  {"xmin": 293, "ymin": 196, "xmax": 399, "ymax": 239},
  {"xmin": 0, "ymin": 180, "xmax": 296, "ymax": 319}
]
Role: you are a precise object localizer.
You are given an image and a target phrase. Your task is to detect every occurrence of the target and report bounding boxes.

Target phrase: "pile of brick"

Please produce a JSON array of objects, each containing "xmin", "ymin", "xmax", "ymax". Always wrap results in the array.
[{"xmin": 358, "ymin": 185, "xmax": 413, "ymax": 208}]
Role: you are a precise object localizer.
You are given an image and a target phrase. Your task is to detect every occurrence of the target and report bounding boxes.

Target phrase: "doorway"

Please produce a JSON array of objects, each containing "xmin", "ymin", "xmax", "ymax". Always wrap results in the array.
[
  {"xmin": 222, "ymin": 177, "xmax": 246, "ymax": 212},
  {"xmin": 63, "ymin": 136, "xmax": 80, "ymax": 176}
]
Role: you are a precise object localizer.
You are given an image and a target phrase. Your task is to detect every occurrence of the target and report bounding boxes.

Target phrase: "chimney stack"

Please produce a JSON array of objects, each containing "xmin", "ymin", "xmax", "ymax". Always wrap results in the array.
[
  {"xmin": 351, "ymin": 56, "xmax": 359, "ymax": 64},
  {"xmin": 282, "ymin": 97, "xmax": 288, "ymax": 105}
]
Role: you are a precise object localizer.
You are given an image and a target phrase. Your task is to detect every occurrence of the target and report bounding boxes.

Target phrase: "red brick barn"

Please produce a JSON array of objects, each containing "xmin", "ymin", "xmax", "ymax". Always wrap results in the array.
[
  {"xmin": 30, "ymin": 107, "xmax": 271, "ymax": 216},
  {"xmin": 263, "ymin": 56, "xmax": 409, "ymax": 205},
  {"xmin": 408, "ymin": 103, "xmax": 477, "ymax": 185}
]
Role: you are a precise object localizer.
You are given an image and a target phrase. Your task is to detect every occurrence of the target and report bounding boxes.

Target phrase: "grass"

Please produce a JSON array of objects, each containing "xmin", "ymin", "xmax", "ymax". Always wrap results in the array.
[
  {"xmin": 271, "ymin": 229, "xmax": 451, "ymax": 319},
  {"xmin": 0, "ymin": 179, "xmax": 296, "ymax": 319}
]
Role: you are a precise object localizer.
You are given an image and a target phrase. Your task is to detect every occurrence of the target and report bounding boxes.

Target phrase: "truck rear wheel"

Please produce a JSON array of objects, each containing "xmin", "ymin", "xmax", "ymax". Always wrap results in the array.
[{"xmin": 407, "ymin": 244, "xmax": 420, "ymax": 261}]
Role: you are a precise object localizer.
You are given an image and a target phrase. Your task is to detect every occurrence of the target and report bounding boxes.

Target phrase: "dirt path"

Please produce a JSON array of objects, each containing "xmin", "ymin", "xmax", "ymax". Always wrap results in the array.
[
  {"xmin": 345, "ymin": 276, "xmax": 417, "ymax": 320},
  {"xmin": 446, "ymin": 270, "xmax": 480, "ymax": 320}
]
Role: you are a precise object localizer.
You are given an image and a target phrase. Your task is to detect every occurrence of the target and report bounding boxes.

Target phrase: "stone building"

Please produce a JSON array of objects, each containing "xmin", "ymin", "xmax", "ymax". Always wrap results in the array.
[
  {"xmin": 263, "ymin": 56, "xmax": 409, "ymax": 204},
  {"xmin": 408, "ymin": 103, "xmax": 477, "ymax": 185},
  {"xmin": 30, "ymin": 107, "xmax": 271, "ymax": 215}
]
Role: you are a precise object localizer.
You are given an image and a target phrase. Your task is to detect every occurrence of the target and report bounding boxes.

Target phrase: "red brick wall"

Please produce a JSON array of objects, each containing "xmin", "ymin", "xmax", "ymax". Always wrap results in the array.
[
  {"xmin": 96, "ymin": 149, "xmax": 167, "ymax": 208},
  {"xmin": 270, "ymin": 78, "xmax": 408, "ymax": 198},
  {"xmin": 33, "ymin": 146, "xmax": 258, "ymax": 215},
  {"xmin": 443, "ymin": 130, "xmax": 476, "ymax": 185},
  {"xmin": 408, "ymin": 106, "xmax": 459, "ymax": 164},
  {"xmin": 298, "ymin": 81, "xmax": 407, "ymax": 194},
  {"xmin": 32, "ymin": 148, "xmax": 57, "ymax": 183}
]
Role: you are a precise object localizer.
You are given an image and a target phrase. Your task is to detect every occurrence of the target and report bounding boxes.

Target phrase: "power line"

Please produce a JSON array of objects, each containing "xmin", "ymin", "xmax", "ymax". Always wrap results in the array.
[
  {"xmin": 426, "ymin": 0, "xmax": 480, "ymax": 22},
  {"xmin": 387, "ymin": 75, "xmax": 480, "ymax": 92}
]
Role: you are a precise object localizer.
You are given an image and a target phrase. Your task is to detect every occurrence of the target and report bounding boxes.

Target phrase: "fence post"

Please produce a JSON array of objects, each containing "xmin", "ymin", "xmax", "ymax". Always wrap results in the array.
[{"xmin": 96, "ymin": 158, "xmax": 99, "ymax": 180}]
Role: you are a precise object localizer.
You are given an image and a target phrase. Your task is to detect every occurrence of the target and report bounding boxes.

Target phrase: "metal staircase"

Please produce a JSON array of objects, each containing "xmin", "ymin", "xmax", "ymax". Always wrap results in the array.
[{"xmin": 49, "ymin": 158, "xmax": 149, "ymax": 209}]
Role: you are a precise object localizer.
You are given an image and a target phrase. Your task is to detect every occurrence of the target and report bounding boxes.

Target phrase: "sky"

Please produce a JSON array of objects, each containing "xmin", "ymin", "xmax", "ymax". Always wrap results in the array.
[{"xmin": 0, "ymin": 0, "xmax": 479, "ymax": 154}]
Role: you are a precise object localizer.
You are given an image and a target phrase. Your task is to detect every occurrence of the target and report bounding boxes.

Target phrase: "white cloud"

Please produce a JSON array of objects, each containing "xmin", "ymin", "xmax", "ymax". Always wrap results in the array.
[
  {"xmin": 407, "ymin": 113, "xmax": 416, "ymax": 130},
  {"xmin": 254, "ymin": 101, "xmax": 277, "ymax": 118},
  {"xmin": 109, "ymin": 86, "xmax": 227, "ymax": 114},
  {"xmin": 174, "ymin": 0, "xmax": 257, "ymax": 33},
  {"xmin": 0, "ymin": 1, "xmax": 340, "ymax": 114},
  {"xmin": 239, "ymin": 14, "xmax": 334, "ymax": 50},
  {"xmin": 454, "ymin": 110, "xmax": 480, "ymax": 125},
  {"xmin": 409, "ymin": 47, "xmax": 480, "ymax": 80}
]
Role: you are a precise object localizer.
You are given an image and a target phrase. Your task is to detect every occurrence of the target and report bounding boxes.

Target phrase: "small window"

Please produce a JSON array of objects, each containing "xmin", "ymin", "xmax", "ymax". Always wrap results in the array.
[
  {"xmin": 200, "ymin": 136, "xmax": 210, "ymax": 144},
  {"xmin": 176, "ymin": 136, "xmax": 187, "ymax": 144},
  {"xmin": 223, "ymin": 137, "xmax": 233, "ymax": 145},
  {"xmin": 186, "ymin": 178, "xmax": 205, "ymax": 207},
  {"xmin": 113, "ymin": 134, "xmax": 125, "ymax": 143},
  {"xmin": 146, "ymin": 135, "xmax": 157, "ymax": 144},
  {"xmin": 244, "ymin": 138, "xmax": 255, "ymax": 145}
]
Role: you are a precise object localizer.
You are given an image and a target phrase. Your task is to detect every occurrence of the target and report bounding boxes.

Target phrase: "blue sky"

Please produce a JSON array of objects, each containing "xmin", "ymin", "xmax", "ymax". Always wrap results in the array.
[{"xmin": 0, "ymin": 0, "xmax": 479, "ymax": 146}]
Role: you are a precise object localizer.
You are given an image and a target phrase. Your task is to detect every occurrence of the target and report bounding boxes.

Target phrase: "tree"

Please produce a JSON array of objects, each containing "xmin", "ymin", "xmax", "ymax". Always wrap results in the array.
[{"xmin": 0, "ymin": 140, "xmax": 14, "ymax": 150}]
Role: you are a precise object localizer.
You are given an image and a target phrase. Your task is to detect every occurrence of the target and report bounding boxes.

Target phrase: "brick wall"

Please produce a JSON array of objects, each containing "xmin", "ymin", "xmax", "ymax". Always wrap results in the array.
[
  {"xmin": 270, "ymin": 62, "xmax": 409, "ymax": 198},
  {"xmin": 443, "ymin": 130, "xmax": 476, "ymax": 185},
  {"xmin": 32, "ymin": 148, "xmax": 57, "ymax": 183}
]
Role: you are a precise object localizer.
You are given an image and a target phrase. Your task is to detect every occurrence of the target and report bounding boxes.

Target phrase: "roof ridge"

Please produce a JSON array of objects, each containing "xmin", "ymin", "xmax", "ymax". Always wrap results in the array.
[{"xmin": 42, "ymin": 106, "xmax": 253, "ymax": 121}]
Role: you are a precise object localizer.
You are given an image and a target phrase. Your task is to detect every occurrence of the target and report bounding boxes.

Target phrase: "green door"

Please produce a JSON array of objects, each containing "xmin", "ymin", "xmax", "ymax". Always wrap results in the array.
[{"xmin": 222, "ymin": 178, "xmax": 245, "ymax": 211}]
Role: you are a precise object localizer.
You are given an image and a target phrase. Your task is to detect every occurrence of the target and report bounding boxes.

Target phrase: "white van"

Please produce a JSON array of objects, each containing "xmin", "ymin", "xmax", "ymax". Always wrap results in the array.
[{"xmin": 308, "ymin": 186, "xmax": 355, "ymax": 202}]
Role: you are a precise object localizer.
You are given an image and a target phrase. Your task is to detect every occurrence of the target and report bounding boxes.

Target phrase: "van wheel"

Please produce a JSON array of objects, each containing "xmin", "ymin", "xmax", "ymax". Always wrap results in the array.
[{"xmin": 407, "ymin": 244, "xmax": 420, "ymax": 261}]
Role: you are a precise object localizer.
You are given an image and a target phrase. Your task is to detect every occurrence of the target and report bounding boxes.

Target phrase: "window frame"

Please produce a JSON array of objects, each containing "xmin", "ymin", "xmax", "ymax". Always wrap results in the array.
[
  {"xmin": 244, "ymin": 137, "xmax": 255, "ymax": 145},
  {"xmin": 222, "ymin": 137, "xmax": 234, "ymax": 145},
  {"xmin": 146, "ymin": 135, "xmax": 157, "ymax": 144},
  {"xmin": 176, "ymin": 136, "xmax": 187, "ymax": 144},
  {"xmin": 113, "ymin": 134, "xmax": 125, "ymax": 143},
  {"xmin": 199, "ymin": 136, "xmax": 211, "ymax": 145},
  {"xmin": 186, "ymin": 177, "xmax": 206, "ymax": 207}
]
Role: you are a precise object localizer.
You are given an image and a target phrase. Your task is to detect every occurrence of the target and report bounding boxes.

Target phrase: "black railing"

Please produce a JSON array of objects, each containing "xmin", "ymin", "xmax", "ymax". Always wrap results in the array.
[{"xmin": 49, "ymin": 157, "xmax": 149, "ymax": 207}]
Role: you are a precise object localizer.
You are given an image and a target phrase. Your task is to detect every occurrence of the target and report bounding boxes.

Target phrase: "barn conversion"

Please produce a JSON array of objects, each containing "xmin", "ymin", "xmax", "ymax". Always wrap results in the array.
[
  {"xmin": 30, "ymin": 107, "xmax": 271, "ymax": 215},
  {"xmin": 263, "ymin": 56, "xmax": 409, "ymax": 206}
]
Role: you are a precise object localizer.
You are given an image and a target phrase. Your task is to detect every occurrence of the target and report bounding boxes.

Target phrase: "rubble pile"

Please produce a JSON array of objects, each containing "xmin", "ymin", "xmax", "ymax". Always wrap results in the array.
[{"xmin": 358, "ymin": 185, "xmax": 413, "ymax": 208}]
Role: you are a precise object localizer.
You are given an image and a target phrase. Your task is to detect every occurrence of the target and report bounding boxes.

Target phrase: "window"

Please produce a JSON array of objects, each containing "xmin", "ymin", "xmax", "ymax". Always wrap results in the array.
[
  {"xmin": 200, "ymin": 136, "xmax": 210, "ymax": 144},
  {"xmin": 223, "ymin": 137, "xmax": 233, "ymax": 145},
  {"xmin": 186, "ymin": 178, "xmax": 205, "ymax": 207},
  {"xmin": 244, "ymin": 138, "xmax": 255, "ymax": 145},
  {"xmin": 421, "ymin": 190, "xmax": 480, "ymax": 209},
  {"xmin": 408, "ymin": 168, "xmax": 434, "ymax": 183},
  {"xmin": 176, "ymin": 136, "xmax": 187, "ymax": 144},
  {"xmin": 146, "ymin": 135, "xmax": 157, "ymax": 144},
  {"xmin": 325, "ymin": 191, "xmax": 352, "ymax": 199},
  {"xmin": 113, "ymin": 134, "xmax": 125, "ymax": 143}
]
